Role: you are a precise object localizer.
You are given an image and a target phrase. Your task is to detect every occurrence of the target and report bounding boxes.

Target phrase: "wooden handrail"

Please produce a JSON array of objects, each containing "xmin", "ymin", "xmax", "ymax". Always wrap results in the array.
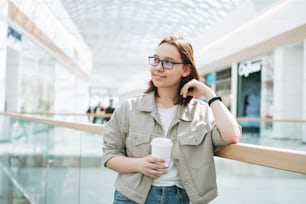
[
  {"xmin": 1, "ymin": 112, "xmax": 104, "ymax": 134},
  {"xmin": 5, "ymin": 112, "xmax": 306, "ymax": 123},
  {"xmin": 1, "ymin": 111, "xmax": 306, "ymax": 174},
  {"xmin": 6, "ymin": 112, "xmax": 112, "ymax": 118},
  {"xmin": 215, "ymin": 143, "xmax": 306, "ymax": 175},
  {"xmin": 236, "ymin": 117, "xmax": 306, "ymax": 123}
]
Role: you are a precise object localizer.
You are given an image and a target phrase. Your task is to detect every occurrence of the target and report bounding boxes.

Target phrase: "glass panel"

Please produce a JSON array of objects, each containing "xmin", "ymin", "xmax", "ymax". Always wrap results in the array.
[
  {"xmin": 0, "ymin": 166, "xmax": 30, "ymax": 204},
  {"xmin": 0, "ymin": 116, "xmax": 48, "ymax": 203},
  {"xmin": 79, "ymin": 132, "xmax": 116, "ymax": 204},
  {"xmin": 212, "ymin": 157, "xmax": 306, "ymax": 203},
  {"xmin": 46, "ymin": 126, "xmax": 81, "ymax": 204},
  {"xmin": 239, "ymin": 119, "xmax": 306, "ymax": 152},
  {"xmin": 1, "ymin": 114, "xmax": 305, "ymax": 203}
]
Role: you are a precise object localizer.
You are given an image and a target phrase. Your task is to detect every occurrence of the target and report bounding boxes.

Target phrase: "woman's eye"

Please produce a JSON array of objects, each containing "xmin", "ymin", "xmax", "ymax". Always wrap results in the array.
[{"xmin": 164, "ymin": 60, "xmax": 172, "ymax": 65}]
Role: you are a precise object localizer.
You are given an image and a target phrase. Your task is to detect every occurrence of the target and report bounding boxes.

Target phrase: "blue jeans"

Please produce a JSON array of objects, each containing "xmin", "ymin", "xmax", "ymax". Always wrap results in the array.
[{"xmin": 113, "ymin": 186, "xmax": 190, "ymax": 204}]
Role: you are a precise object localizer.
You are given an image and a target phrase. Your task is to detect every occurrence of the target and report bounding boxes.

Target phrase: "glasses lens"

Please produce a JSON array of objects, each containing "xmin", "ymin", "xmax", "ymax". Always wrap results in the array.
[
  {"xmin": 149, "ymin": 57, "xmax": 159, "ymax": 66},
  {"xmin": 162, "ymin": 60, "xmax": 173, "ymax": 69}
]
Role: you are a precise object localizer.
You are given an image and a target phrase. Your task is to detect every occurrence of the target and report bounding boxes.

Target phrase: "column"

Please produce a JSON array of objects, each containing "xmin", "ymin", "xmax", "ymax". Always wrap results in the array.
[
  {"xmin": 273, "ymin": 45, "xmax": 303, "ymax": 139},
  {"xmin": 0, "ymin": 0, "xmax": 10, "ymax": 143},
  {"xmin": 303, "ymin": 40, "xmax": 306, "ymax": 143},
  {"xmin": 0, "ymin": 0, "xmax": 8, "ymax": 111},
  {"xmin": 5, "ymin": 47, "xmax": 21, "ymax": 112},
  {"xmin": 231, "ymin": 63, "xmax": 238, "ymax": 117}
]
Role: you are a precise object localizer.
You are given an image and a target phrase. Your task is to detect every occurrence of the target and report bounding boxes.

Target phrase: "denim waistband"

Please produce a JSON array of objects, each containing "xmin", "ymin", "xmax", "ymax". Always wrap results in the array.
[
  {"xmin": 151, "ymin": 185, "xmax": 185, "ymax": 193},
  {"xmin": 147, "ymin": 185, "xmax": 190, "ymax": 204}
]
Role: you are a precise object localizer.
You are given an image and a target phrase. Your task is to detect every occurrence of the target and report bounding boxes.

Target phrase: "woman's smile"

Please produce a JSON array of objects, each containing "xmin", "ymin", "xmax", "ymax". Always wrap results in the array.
[{"xmin": 152, "ymin": 73, "xmax": 167, "ymax": 80}]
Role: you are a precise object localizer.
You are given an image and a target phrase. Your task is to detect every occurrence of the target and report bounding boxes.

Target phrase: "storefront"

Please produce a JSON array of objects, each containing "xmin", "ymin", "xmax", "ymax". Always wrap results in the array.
[
  {"xmin": 205, "ymin": 68, "xmax": 232, "ymax": 110},
  {"xmin": 236, "ymin": 54, "xmax": 274, "ymax": 133}
]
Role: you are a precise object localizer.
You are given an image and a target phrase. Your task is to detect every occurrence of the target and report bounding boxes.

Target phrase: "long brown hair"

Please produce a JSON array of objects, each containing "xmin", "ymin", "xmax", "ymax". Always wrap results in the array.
[{"xmin": 144, "ymin": 36, "xmax": 200, "ymax": 106}]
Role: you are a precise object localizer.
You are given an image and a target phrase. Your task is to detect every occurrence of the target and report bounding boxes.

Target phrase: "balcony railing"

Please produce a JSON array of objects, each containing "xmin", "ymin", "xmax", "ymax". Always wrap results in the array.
[{"xmin": 1, "ymin": 112, "xmax": 306, "ymax": 203}]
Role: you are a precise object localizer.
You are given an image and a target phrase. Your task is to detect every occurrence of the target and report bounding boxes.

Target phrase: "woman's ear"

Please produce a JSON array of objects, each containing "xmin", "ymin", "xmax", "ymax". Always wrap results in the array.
[{"xmin": 182, "ymin": 64, "xmax": 191, "ymax": 77}]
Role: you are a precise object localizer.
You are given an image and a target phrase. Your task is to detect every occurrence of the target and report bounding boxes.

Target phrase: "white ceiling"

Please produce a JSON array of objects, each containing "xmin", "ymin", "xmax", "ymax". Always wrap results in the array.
[{"xmin": 58, "ymin": 0, "xmax": 280, "ymax": 95}]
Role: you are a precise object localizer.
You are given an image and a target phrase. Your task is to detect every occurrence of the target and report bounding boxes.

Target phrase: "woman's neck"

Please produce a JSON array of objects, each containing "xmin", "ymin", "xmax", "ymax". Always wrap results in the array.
[{"xmin": 156, "ymin": 88, "xmax": 176, "ymax": 108}]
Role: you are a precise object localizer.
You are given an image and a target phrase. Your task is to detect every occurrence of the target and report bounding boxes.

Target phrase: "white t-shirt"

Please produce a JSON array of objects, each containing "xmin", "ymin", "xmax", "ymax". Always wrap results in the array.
[{"xmin": 153, "ymin": 105, "xmax": 183, "ymax": 188}]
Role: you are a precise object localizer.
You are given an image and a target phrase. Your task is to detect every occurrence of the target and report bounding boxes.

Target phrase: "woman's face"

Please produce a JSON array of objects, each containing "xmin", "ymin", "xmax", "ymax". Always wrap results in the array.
[{"xmin": 150, "ymin": 43, "xmax": 189, "ymax": 90}]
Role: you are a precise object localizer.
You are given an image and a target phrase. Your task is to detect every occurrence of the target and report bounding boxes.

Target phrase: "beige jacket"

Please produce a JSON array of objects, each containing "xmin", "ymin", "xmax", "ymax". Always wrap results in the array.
[{"xmin": 102, "ymin": 92, "xmax": 229, "ymax": 204}]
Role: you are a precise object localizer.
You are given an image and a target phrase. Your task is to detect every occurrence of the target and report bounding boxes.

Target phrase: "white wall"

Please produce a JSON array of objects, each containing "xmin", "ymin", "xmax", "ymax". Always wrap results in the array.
[
  {"xmin": 274, "ymin": 45, "xmax": 303, "ymax": 119},
  {"xmin": 273, "ymin": 44, "xmax": 303, "ymax": 139},
  {"xmin": 0, "ymin": 0, "xmax": 9, "ymax": 143},
  {"xmin": 0, "ymin": 0, "xmax": 8, "ymax": 111},
  {"xmin": 54, "ymin": 63, "xmax": 89, "ymax": 114},
  {"xmin": 5, "ymin": 48, "xmax": 21, "ymax": 112},
  {"xmin": 303, "ymin": 40, "xmax": 306, "ymax": 142}
]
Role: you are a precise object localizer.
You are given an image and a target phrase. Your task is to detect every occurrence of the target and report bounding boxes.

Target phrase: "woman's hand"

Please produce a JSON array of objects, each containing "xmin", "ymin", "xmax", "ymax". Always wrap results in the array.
[
  {"xmin": 180, "ymin": 79, "xmax": 215, "ymax": 99},
  {"xmin": 137, "ymin": 155, "xmax": 168, "ymax": 178},
  {"xmin": 180, "ymin": 81, "xmax": 241, "ymax": 144}
]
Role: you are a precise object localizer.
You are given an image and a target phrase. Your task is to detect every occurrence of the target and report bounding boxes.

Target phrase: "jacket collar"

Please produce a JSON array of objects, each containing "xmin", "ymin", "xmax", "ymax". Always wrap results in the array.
[{"xmin": 138, "ymin": 92, "xmax": 194, "ymax": 122}]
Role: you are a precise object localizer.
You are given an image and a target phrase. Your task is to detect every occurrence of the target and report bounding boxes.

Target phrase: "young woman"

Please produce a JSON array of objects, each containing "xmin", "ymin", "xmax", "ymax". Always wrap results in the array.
[{"xmin": 102, "ymin": 36, "xmax": 241, "ymax": 204}]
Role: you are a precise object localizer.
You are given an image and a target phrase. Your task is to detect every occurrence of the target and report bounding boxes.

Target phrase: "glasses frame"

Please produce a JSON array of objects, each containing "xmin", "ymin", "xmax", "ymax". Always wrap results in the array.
[{"xmin": 148, "ymin": 56, "xmax": 185, "ymax": 70}]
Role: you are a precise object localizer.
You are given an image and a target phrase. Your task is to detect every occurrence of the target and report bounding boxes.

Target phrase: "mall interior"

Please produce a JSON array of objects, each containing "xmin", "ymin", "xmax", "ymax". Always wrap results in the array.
[{"xmin": 1, "ymin": 0, "xmax": 306, "ymax": 203}]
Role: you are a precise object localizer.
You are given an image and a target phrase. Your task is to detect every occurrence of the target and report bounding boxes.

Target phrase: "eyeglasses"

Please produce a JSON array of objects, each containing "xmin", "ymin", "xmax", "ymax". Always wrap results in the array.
[{"xmin": 148, "ymin": 56, "xmax": 185, "ymax": 70}]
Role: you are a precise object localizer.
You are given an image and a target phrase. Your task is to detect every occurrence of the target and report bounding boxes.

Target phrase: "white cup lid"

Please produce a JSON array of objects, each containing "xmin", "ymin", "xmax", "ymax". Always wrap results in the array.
[{"xmin": 151, "ymin": 137, "xmax": 172, "ymax": 147}]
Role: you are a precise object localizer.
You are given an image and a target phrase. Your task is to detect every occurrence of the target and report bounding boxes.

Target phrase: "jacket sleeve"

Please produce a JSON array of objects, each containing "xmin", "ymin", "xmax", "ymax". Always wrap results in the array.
[
  {"xmin": 205, "ymin": 105, "xmax": 228, "ymax": 149},
  {"xmin": 102, "ymin": 101, "xmax": 129, "ymax": 167}
]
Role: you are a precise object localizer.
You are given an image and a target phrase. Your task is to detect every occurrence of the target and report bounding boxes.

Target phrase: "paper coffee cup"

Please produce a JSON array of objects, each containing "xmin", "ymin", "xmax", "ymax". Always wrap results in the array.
[{"xmin": 151, "ymin": 137, "xmax": 173, "ymax": 164}]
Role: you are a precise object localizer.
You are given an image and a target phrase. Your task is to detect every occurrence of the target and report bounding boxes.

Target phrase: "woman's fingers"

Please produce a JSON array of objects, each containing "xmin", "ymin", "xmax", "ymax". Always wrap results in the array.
[
  {"xmin": 180, "ymin": 79, "xmax": 211, "ymax": 98},
  {"xmin": 146, "ymin": 167, "xmax": 168, "ymax": 178},
  {"xmin": 141, "ymin": 156, "xmax": 168, "ymax": 178},
  {"xmin": 180, "ymin": 79, "xmax": 199, "ymax": 98}
]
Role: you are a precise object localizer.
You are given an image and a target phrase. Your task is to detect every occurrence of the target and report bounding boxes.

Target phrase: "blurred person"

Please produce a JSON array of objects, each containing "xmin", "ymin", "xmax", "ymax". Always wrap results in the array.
[
  {"xmin": 102, "ymin": 36, "xmax": 241, "ymax": 204},
  {"xmin": 92, "ymin": 102, "xmax": 104, "ymax": 123},
  {"xmin": 86, "ymin": 105, "xmax": 94, "ymax": 122},
  {"xmin": 243, "ymin": 89, "xmax": 251, "ymax": 116},
  {"xmin": 104, "ymin": 99, "xmax": 115, "ymax": 122}
]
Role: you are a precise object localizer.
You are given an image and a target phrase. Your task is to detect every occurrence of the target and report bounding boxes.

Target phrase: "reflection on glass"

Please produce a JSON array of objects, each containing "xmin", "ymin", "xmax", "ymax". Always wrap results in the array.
[{"xmin": 238, "ymin": 118, "xmax": 306, "ymax": 152}]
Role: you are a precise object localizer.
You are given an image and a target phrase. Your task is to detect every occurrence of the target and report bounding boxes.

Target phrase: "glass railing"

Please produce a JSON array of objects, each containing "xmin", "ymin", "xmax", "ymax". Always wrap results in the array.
[
  {"xmin": 0, "ymin": 165, "xmax": 31, "ymax": 203},
  {"xmin": 212, "ymin": 157, "xmax": 306, "ymax": 204},
  {"xmin": 0, "ymin": 113, "xmax": 306, "ymax": 203},
  {"xmin": 237, "ymin": 117, "xmax": 306, "ymax": 152},
  {"xmin": 0, "ymin": 114, "xmax": 116, "ymax": 204},
  {"xmin": 11, "ymin": 113, "xmax": 306, "ymax": 151}
]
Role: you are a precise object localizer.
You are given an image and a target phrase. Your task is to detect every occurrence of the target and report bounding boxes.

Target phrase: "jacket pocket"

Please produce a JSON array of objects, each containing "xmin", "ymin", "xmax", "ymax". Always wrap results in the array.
[
  {"xmin": 179, "ymin": 130, "xmax": 207, "ymax": 146},
  {"xmin": 179, "ymin": 123, "xmax": 208, "ymax": 145},
  {"xmin": 126, "ymin": 131, "xmax": 151, "ymax": 157},
  {"xmin": 178, "ymin": 125, "xmax": 214, "ymax": 168}
]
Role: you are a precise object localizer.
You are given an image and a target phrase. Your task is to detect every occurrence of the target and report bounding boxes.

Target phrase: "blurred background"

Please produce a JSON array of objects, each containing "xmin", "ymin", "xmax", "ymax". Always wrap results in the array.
[{"xmin": 1, "ymin": 0, "xmax": 306, "ymax": 203}]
